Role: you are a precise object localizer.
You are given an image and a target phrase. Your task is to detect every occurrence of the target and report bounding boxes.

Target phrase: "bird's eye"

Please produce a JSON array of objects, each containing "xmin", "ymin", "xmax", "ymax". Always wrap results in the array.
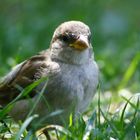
[
  {"xmin": 61, "ymin": 34, "xmax": 69, "ymax": 42},
  {"xmin": 59, "ymin": 32, "xmax": 77, "ymax": 43}
]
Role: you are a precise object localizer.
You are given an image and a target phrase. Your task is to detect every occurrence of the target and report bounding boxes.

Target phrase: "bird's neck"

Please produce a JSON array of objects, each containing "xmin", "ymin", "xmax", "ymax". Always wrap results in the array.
[{"xmin": 50, "ymin": 48, "xmax": 93, "ymax": 65}]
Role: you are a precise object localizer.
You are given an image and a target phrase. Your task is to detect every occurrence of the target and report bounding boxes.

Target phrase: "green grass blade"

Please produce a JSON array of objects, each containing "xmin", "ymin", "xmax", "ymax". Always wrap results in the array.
[
  {"xmin": 0, "ymin": 77, "xmax": 47, "ymax": 119},
  {"xmin": 100, "ymin": 109, "xmax": 120, "ymax": 139},
  {"xmin": 120, "ymin": 96, "xmax": 133, "ymax": 123},
  {"xmin": 15, "ymin": 114, "xmax": 38, "ymax": 140},
  {"xmin": 26, "ymin": 78, "xmax": 48, "ymax": 118},
  {"xmin": 118, "ymin": 52, "xmax": 140, "ymax": 89},
  {"xmin": 121, "ymin": 94, "xmax": 140, "ymax": 112}
]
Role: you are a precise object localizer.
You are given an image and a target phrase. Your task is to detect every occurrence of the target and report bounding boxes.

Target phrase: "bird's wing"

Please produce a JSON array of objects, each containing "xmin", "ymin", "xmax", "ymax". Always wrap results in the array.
[{"xmin": 0, "ymin": 50, "xmax": 50, "ymax": 106}]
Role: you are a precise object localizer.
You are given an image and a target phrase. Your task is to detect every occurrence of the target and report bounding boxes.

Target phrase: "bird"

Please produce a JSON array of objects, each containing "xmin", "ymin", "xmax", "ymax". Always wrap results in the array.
[{"xmin": 0, "ymin": 21, "xmax": 99, "ymax": 130}]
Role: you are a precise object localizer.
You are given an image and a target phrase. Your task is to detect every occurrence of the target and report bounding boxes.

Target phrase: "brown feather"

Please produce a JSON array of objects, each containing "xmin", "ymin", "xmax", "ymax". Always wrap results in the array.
[{"xmin": 0, "ymin": 50, "xmax": 50, "ymax": 106}]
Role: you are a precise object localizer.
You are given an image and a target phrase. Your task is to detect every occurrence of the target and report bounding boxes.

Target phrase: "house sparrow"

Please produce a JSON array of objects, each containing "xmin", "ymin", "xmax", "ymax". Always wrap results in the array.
[{"xmin": 0, "ymin": 21, "xmax": 99, "ymax": 129}]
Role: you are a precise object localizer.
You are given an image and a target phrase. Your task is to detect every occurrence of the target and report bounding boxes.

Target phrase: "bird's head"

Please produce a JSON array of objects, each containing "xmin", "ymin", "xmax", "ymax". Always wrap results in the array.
[{"xmin": 50, "ymin": 21, "xmax": 93, "ymax": 65}]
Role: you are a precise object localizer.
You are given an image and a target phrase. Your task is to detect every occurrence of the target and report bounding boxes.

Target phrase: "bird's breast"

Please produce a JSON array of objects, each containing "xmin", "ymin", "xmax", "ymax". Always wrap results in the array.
[{"xmin": 42, "ymin": 60, "xmax": 98, "ymax": 113}]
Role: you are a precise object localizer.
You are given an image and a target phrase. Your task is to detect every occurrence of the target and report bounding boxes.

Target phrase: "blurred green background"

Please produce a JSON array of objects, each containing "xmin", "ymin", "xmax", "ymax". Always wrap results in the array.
[{"xmin": 0, "ymin": 0, "xmax": 140, "ymax": 93}]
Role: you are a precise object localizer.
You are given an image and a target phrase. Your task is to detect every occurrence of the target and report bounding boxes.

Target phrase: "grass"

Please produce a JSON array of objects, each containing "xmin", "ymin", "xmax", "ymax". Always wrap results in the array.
[
  {"xmin": 0, "ymin": 52, "xmax": 139, "ymax": 140},
  {"xmin": 0, "ymin": 0, "xmax": 140, "ymax": 139},
  {"xmin": 0, "ymin": 85, "xmax": 140, "ymax": 140}
]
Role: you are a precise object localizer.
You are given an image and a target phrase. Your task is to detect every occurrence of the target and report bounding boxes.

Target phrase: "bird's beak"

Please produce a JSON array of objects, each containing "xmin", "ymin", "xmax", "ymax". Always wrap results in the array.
[{"xmin": 70, "ymin": 35, "xmax": 89, "ymax": 51}]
